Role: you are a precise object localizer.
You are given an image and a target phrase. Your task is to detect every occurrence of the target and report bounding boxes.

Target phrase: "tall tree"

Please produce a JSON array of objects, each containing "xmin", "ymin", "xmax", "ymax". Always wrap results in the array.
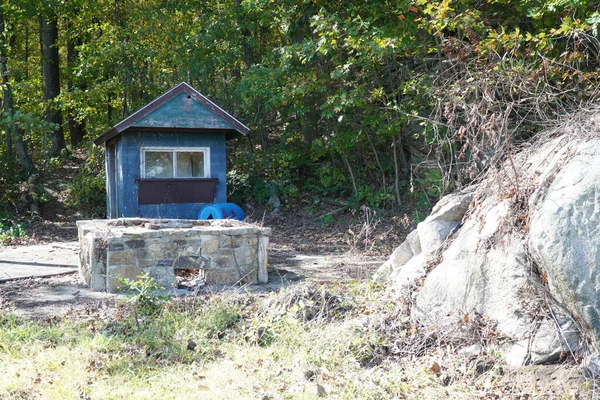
[
  {"xmin": 0, "ymin": 7, "xmax": 34, "ymax": 175},
  {"xmin": 39, "ymin": 9, "xmax": 64, "ymax": 156},
  {"xmin": 0, "ymin": 8, "xmax": 13, "ymax": 169},
  {"xmin": 1, "ymin": 0, "xmax": 598, "ymax": 212},
  {"xmin": 66, "ymin": 29, "xmax": 85, "ymax": 147}
]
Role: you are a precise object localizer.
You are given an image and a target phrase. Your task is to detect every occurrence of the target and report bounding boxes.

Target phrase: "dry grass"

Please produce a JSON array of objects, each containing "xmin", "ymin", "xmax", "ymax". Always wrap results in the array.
[{"xmin": 0, "ymin": 279, "xmax": 593, "ymax": 399}]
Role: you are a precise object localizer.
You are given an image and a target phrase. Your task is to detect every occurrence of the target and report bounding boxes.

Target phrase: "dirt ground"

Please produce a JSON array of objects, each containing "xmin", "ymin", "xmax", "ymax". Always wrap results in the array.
[
  {"xmin": 0, "ymin": 205, "xmax": 392, "ymax": 319},
  {"xmin": 0, "ymin": 151, "xmax": 405, "ymax": 319}
]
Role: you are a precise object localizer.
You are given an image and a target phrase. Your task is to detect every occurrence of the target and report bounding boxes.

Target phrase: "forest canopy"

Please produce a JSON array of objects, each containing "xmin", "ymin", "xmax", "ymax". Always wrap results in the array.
[{"xmin": 1, "ymin": 0, "xmax": 599, "ymax": 215}]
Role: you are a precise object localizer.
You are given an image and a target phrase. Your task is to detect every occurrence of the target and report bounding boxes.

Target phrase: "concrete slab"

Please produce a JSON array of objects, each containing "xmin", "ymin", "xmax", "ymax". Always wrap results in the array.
[{"xmin": 0, "ymin": 242, "xmax": 78, "ymax": 282}]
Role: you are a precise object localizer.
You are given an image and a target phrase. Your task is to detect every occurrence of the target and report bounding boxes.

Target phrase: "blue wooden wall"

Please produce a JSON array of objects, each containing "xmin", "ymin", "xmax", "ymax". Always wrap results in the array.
[{"xmin": 112, "ymin": 131, "xmax": 227, "ymax": 219}]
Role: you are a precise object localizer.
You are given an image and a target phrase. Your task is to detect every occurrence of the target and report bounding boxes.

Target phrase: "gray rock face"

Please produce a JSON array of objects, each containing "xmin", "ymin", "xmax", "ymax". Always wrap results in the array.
[
  {"xmin": 389, "ymin": 253, "xmax": 427, "ymax": 294},
  {"xmin": 372, "ymin": 190, "xmax": 472, "ymax": 282},
  {"xmin": 417, "ymin": 190, "xmax": 474, "ymax": 256},
  {"xmin": 529, "ymin": 139, "xmax": 600, "ymax": 349},
  {"xmin": 376, "ymin": 177, "xmax": 583, "ymax": 365},
  {"xmin": 267, "ymin": 194, "xmax": 281, "ymax": 210},
  {"xmin": 405, "ymin": 229, "xmax": 421, "ymax": 255},
  {"xmin": 529, "ymin": 316, "xmax": 581, "ymax": 365},
  {"xmin": 372, "ymin": 231, "xmax": 419, "ymax": 282},
  {"xmin": 410, "ymin": 199, "xmax": 580, "ymax": 366},
  {"xmin": 413, "ymin": 200, "xmax": 530, "ymax": 336},
  {"xmin": 583, "ymin": 354, "xmax": 600, "ymax": 378},
  {"xmin": 388, "ymin": 240, "xmax": 414, "ymax": 267},
  {"xmin": 376, "ymin": 131, "xmax": 600, "ymax": 365}
]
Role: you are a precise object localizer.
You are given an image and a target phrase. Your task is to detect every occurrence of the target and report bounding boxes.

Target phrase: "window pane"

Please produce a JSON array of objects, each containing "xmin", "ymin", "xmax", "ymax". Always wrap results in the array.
[
  {"xmin": 145, "ymin": 151, "xmax": 173, "ymax": 178},
  {"xmin": 176, "ymin": 152, "xmax": 205, "ymax": 177}
]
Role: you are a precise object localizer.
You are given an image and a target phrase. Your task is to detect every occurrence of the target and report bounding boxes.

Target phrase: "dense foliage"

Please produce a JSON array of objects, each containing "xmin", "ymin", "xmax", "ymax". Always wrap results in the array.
[{"xmin": 1, "ymin": 0, "xmax": 599, "ymax": 215}]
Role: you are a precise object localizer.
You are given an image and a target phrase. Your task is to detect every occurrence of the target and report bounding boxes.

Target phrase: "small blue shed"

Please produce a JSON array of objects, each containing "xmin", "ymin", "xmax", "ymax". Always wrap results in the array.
[{"xmin": 94, "ymin": 82, "xmax": 249, "ymax": 219}]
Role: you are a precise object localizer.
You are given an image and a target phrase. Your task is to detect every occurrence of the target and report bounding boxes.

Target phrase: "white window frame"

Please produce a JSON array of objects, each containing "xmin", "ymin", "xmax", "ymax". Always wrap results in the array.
[{"xmin": 140, "ymin": 147, "xmax": 211, "ymax": 178}]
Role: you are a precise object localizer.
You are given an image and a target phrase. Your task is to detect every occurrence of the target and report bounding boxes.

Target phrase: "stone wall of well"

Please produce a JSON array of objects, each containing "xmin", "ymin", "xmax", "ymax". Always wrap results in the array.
[{"xmin": 77, "ymin": 219, "xmax": 270, "ymax": 292}]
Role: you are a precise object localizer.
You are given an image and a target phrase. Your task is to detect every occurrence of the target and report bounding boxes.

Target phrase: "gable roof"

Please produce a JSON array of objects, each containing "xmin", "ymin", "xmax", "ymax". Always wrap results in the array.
[{"xmin": 94, "ymin": 82, "xmax": 250, "ymax": 145}]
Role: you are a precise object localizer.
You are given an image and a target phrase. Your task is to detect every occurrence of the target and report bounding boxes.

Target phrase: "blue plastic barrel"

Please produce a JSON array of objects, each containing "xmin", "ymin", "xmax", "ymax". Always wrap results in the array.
[{"xmin": 199, "ymin": 203, "xmax": 245, "ymax": 221}]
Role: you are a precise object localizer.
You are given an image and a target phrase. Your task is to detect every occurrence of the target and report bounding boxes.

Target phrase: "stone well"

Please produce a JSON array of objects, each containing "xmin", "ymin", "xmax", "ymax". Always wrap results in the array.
[{"xmin": 77, "ymin": 218, "xmax": 271, "ymax": 292}]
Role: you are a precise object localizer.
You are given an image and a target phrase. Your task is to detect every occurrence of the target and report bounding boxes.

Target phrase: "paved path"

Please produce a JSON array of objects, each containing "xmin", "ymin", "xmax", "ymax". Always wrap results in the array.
[{"xmin": 0, "ymin": 242, "xmax": 79, "ymax": 282}]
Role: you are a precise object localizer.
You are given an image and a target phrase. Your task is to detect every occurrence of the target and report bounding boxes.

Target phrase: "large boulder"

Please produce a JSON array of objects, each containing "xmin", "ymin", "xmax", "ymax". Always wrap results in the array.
[
  {"xmin": 411, "ymin": 198, "xmax": 579, "ymax": 365},
  {"xmin": 412, "ymin": 200, "xmax": 525, "ymax": 334},
  {"xmin": 374, "ymin": 130, "xmax": 600, "ymax": 366},
  {"xmin": 529, "ymin": 138, "xmax": 600, "ymax": 349}
]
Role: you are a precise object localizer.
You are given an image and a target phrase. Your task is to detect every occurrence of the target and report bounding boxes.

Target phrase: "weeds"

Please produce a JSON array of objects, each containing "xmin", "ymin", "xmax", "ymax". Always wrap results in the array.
[
  {"xmin": 0, "ymin": 223, "xmax": 26, "ymax": 244},
  {"xmin": 259, "ymin": 283, "xmax": 352, "ymax": 324},
  {"xmin": 346, "ymin": 206, "xmax": 380, "ymax": 253},
  {"xmin": 0, "ymin": 211, "xmax": 27, "ymax": 244},
  {"xmin": 119, "ymin": 273, "xmax": 169, "ymax": 318},
  {"xmin": 0, "ymin": 281, "xmax": 591, "ymax": 399}
]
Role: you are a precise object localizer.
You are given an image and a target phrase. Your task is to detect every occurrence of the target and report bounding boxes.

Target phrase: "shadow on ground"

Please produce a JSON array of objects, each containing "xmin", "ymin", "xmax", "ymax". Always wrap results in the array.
[{"xmin": 0, "ymin": 242, "xmax": 385, "ymax": 319}]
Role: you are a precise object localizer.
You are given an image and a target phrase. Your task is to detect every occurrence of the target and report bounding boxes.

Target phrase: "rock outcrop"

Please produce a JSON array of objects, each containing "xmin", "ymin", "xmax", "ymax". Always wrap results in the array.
[
  {"xmin": 529, "ymin": 139, "xmax": 600, "ymax": 350},
  {"xmin": 375, "ymin": 120, "xmax": 600, "ymax": 367}
]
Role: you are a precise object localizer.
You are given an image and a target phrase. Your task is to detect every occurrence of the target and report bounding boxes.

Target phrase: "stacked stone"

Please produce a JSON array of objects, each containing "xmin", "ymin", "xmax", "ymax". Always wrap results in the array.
[{"xmin": 77, "ymin": 219, "xmax": 271, "ymax": 292}]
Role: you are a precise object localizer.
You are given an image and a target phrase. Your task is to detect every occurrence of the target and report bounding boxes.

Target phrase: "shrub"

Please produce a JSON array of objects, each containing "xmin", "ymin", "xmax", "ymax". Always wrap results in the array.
[
  {"xmin": 119, "ymin": 273, "xmax": 169, "ymax": 319},
  {"xmin": 65, "ymin": 147, "xmax": 106, "ymax": 217},
  {"xmin": 0, "ymin": 211, "xmax": 26, "ymax": 244}
]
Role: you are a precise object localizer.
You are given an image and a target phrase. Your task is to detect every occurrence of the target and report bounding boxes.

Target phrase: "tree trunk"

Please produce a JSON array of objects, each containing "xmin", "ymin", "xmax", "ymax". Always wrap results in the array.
[
  {"xmin": 340, "ymin": 148, "xmax": 358, "ymax": 198},
  {"xmin": 39, "ymin": 12, "xmax": 65, "ymax": 156},
  {"xmin": 107, "ymin": 92, "xmax": 113, "ymax": 122},
  {"xmin": 365, "ymin": 130, "xmax": 387, "ymax": 193},
  {"xmin": 235, "ymin": 0, "xmax": 268, "ymax": 150},
  {"xmin": 287, "ymin": 3, "xmax": 322, "ymax": 146},
  {"xmin": 392, "ymin": 137, "xmax": 402, "ymax": 207},
  {"xmin": 67, "ymin": 36, "xmax": 85, "ymax": 147},
  {"xmin": 0, "ymin": 12, "xmax": 12, "ymax": 168},
  {"xmin": 396, "ymin": 128, "xmax": 409, "ymax": 177},
  {"xmin": 24, "ymin": 25, "xmax": 29, "ymax": 78},
  {"xmin": 235, "ymin": 0, "xmax": 254, "ymax": 69},
  {"xmin": 258, "ymin": 126, "xmax": 269, "ymax": 151},
  {"xmin": 0, "ymin": 11, "xmax": 34, "ymax": 176},
  {"xmin": 2, "ymin": 102, "xmax": 12, "ymax": 168},
  {"xmin": 121, "ymin": 87, "xmax": 128, "ymax": 118},
  {"xmin": 27, "ymin": 172, "xmax": 41, "ymax": 215},
  {"xmin": 2, "ymin": 84, "xmax": 34, "ymax": 176}
]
